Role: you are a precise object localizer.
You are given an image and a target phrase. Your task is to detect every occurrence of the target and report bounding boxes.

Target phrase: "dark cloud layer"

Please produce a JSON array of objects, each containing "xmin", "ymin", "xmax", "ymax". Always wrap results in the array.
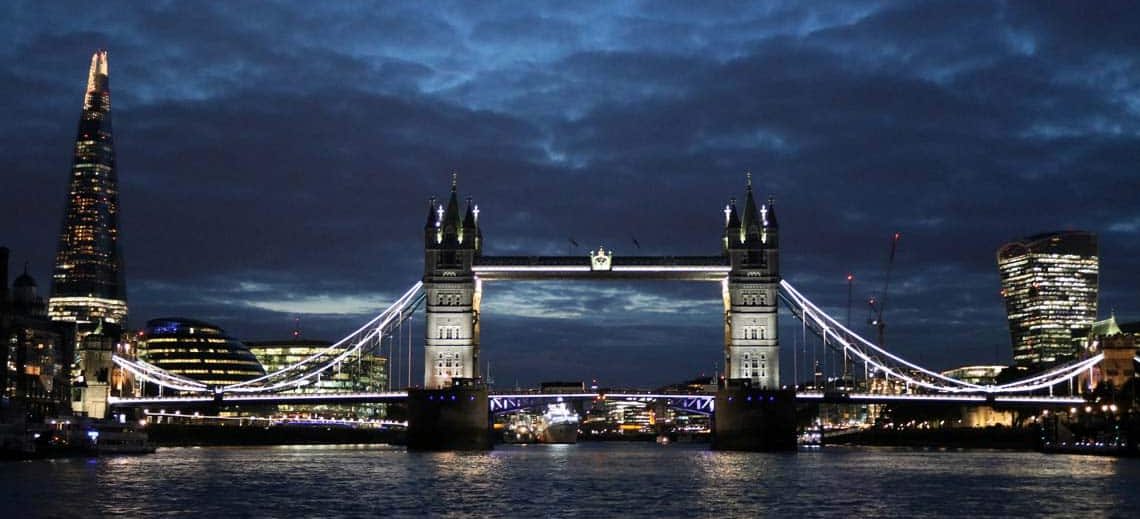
[{"xmin": 3, "ymin": 1, "xmax": 1138, "ymax": 387}]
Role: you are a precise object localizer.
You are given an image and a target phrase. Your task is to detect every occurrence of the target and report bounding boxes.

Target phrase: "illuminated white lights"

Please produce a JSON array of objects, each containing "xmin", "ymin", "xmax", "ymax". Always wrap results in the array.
[
  {"xmin": 47, "ymin": 296, "xmax": 128, "ymax": 323},
  {"xmin": 118, "ymin": 277, "xmax": 1107, "ymax": 403},
  {"xmin": 473, "ymin": 266, "xmax": 591, "ymax": 273},
  {"xmin": 781, "ymin": 280, "xmax": 1101, "ymax": 394}
]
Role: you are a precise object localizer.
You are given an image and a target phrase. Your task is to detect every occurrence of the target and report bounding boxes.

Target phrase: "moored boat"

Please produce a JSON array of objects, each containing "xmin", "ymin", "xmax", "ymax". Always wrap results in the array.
[{"xmin": 537, "ymin": 403, "xmax": 579, "ymax": 444}]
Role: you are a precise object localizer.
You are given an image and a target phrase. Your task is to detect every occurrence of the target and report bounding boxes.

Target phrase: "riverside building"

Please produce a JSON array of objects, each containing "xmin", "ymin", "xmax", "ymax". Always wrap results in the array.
[
  {"xmin": 139, "ymin": 318, "xmax": 265, "ymax": 389},
  {"xmin": 247, "ymin": 339, "xmax": 388, "ymax": 419},
  {"xmin": 0, "ymin": 248, "xmax": 71, "ymax": 421},
  {"xmin": 997, "ymin": 231, "xmax": 1098, "ymax": 372}
]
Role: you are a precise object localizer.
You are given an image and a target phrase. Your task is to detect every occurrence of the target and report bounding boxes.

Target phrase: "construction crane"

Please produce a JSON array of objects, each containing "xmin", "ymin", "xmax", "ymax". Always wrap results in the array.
[{"xmin": 867, "ymin": 232, "xmax": 901, "ymax": 348}]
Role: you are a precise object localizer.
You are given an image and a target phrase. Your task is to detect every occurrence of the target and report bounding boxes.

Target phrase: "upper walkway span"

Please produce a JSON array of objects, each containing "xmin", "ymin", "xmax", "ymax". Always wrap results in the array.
[{"xmin": 472, "ymin": 255, "xmax": 730, "ymax": 281}]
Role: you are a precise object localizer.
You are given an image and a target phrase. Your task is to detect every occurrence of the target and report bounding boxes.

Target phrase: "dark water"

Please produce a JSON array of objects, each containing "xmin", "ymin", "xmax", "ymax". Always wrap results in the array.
[{"xmin": 3, "ymin": 443, "xmax": 1139, "ymax": 518}]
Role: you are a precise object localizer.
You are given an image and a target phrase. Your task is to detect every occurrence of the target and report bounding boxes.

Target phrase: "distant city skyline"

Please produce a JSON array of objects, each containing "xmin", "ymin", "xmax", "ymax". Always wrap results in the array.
[{"xmin": 3, "ymin": 2, "xmax": 1140, "ymax": 386}]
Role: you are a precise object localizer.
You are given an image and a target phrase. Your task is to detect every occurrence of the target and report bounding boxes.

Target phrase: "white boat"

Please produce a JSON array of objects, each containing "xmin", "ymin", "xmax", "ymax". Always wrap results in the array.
[
  {"xmin": 537, "ymin": 403, "xmax": 579, "ymax": 444},
  {"xmin": 91, "ymin": 424, "xmax": 156, "ymax": 455}
]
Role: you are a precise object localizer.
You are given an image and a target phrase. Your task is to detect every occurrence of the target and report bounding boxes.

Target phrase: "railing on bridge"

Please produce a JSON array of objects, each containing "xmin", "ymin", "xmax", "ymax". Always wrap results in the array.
[
  {"xmin": 110, "ymin": 389, "xmax": 1088, "ymax": 412},
  {"xmin": 109, "ymin": 279, "xmax": 1114, "ymax": 406}
]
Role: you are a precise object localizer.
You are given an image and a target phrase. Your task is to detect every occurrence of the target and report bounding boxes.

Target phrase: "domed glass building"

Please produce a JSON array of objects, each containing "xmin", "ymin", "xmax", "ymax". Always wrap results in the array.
[{"xmin": 140, "ymin": 318, "xmax": 265, "ymax": 388}]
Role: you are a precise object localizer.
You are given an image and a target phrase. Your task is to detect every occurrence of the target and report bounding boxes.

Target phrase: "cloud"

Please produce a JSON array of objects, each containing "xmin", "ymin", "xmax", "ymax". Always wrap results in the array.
[{"xmin": 4, "ymin": 1, "xmax": 1140, "ymax": 386}]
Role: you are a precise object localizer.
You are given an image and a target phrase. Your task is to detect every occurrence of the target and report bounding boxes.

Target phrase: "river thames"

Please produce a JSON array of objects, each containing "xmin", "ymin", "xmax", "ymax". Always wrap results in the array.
[{"xmin": 3, "ymin": 443, "xmax": 1139, "ymax": 517}]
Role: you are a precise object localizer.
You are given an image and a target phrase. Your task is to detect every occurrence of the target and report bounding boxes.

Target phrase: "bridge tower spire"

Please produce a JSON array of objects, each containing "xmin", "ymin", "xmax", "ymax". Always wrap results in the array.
[
  {"xmin": 723, "ymin": 197, "xmax": 740, "ymax": 252},
  {"xmin": 723, "ymin": 174, "xmax": 780, "ymax": 389},
  {"xmin": 423, "ymin": 174, "xmax": 481, "ymax": 389}
]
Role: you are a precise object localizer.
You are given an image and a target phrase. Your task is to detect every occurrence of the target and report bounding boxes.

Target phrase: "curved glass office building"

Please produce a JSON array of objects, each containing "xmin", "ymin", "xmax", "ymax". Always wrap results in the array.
[
  {"xmin": 998, "ymin": 231, "xmax": 1098, "ymax": 372},
  {"xmin": 140, "ymin": 318, "xmax": 265, "ymax": 387}
]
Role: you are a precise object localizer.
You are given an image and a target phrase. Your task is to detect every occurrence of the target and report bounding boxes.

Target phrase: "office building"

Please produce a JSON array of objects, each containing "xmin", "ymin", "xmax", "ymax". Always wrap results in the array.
[
  {"xmin": 247, "ymin": 339, "xmax": 388, "ymax": 418},
  {"xmin": 997, "ymin": 231, "xmax": 1098, "ymax": 371},
  {"xmin": 140, "ymin": 318, "xmax": 265, "ymax": 389},
  {"xmin": 48, "ymin": 50, "xmax": 128, "ymax": 332}
]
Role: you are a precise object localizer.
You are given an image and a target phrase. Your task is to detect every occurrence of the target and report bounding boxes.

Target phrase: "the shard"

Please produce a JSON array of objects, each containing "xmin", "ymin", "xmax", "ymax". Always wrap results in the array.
[{"xmin": 47, "ymin": 50, "xmax": 128, "ymax": 331}]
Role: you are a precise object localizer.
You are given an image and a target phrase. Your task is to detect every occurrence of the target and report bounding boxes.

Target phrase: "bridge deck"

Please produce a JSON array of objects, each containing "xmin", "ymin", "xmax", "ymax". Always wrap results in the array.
[{"xmin": 109, "ymin": 391, "xmax": 1086, "ymax": 408}]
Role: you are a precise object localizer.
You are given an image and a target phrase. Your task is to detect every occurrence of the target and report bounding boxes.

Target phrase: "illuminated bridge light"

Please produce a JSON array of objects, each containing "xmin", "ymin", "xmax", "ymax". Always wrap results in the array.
[{"xmin": 109, "ymin": 277, "xmax": 1104, "ymax": 408}]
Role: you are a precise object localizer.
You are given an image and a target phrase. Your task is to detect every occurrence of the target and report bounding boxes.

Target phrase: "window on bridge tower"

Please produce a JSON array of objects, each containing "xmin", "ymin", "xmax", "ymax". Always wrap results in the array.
[{"xmin": 743, "ymin": 326, "xmax": 762, "ymax": 340}]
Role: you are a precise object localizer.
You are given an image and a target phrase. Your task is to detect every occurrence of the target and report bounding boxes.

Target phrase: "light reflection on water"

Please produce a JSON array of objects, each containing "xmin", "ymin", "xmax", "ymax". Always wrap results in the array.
[{"xmin": 3, "ymin": 444, "xmax": 1139, "ymax": 517}]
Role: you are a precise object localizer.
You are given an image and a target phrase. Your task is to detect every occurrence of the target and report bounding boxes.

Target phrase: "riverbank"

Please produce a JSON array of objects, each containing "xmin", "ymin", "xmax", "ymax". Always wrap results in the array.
[{"xmin": 825, "ymin": 427, "xmax": 1037, "ymax": 450}]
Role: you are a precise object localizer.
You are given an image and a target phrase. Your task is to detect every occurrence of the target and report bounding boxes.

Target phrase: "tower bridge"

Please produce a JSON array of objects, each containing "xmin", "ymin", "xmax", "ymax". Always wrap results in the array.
[
  {"xmin": 106, "ymin": 175, "xmax": 1118, "ymax": 451},
  {"xmin": 421, "ymin": 173, "xmax": 780, "ymax": 393}
]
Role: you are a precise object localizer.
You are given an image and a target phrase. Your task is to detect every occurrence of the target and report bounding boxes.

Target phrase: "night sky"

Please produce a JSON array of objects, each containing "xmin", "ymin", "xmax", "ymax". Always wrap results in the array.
[{"xmin": 3, "ymin": 2, "xmax": 1138, "ymax": 388}]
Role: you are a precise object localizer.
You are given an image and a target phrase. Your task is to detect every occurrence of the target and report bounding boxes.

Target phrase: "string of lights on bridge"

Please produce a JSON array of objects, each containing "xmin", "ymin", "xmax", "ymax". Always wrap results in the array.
[{"xmin": 112, "ymin": 281, "xmax": 1116, "ymax": 402}]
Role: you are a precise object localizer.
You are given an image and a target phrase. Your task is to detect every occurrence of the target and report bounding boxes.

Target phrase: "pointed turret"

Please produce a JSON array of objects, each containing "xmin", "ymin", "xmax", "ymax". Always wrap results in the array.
[
  {"xmin": 425, "ymin": 196, "xmax": 437, "ymax": 229},
  {"xmin": 442, "ymin": 174, "xmax": 461, "ymax": 244},
  {"xmin": 741, "ymin": 174, "xmax": 762, "ymax": 244},
  {"xmin": 726, "ymin": 197, "xmax": 741, "ymax": 229},
  {"xmin": 474, "ymin": 204, "xmax": 483, "ymax": 253},
  {"xmin": 764, "ymin": 196, "xmax": 778, "ymax": 229},
  {"xmin": 463, "ymin": 197, "xmax": 476, "ymax": 231},
  {"xmin": 424, "ymin": 196, "xmax": 438, "ymax": 246},
  {"xmin": 476, "ymin": 220, "xmax": 483, "ymax": 253},
  {"xmin": 762, "ymin": 196, "xmax": 779, "ymax": 247},
  {"xmin": 723, "ymin": 197, "xmax": 741, "ymax": 251}
]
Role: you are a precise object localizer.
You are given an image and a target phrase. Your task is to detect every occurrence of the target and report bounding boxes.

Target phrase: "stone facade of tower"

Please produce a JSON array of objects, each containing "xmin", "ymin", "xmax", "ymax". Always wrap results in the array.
[
  {"xmin": 422, "ymin": 177, "xmax": 483, "ymax": 389},
  {"xmin": 722, "ymin": 178, "xmax": 780, "ymax": 389}
]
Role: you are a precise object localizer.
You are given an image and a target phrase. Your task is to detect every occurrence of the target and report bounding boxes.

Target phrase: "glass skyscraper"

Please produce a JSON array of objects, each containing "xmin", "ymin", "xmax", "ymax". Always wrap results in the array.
[
  {"xmin": 48, "ymin": 50, "xmax": 128, "ymax": 329},
  {"xmin": 997, "ymin": 231, "xmax": 1098, "ymax": 371}
]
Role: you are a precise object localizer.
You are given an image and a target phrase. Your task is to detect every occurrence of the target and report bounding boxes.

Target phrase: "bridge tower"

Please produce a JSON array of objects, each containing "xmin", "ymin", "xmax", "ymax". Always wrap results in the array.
[
  {"xmin": 722, "ymin": 174, "xmax": 779, "ymax": 389},
  {"xmin": 407, "ymin": 175, "xmax": 491, "ymax": 451},
  {"xmin": 423, "ymin": 174, "xmax": 483, "ymax": 389},
  {"xmin": 715, "ymin": 175, "xmax": 794, "ymax": 451}
]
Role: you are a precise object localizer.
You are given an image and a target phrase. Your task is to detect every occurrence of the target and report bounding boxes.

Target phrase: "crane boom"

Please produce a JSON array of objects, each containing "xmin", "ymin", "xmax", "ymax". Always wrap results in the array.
[{"xmin": 868, "ymin": 232, "xmax": 901, "ymax": 348}]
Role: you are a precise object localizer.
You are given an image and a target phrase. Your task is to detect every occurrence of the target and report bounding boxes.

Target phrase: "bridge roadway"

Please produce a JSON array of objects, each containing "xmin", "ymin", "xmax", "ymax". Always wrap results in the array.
[{"xmin": 107, "ymin": 390, "xmax": 1087, "ymax": 410}]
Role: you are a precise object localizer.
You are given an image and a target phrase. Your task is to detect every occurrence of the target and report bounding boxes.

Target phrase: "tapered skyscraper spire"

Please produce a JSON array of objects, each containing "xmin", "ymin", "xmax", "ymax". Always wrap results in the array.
[
  {"xmin": 84, "ymin": 50, "xmax": 110, "ymax": 111},
  {"xmin": 48, "ymin": 50, "xmax": 128, "ymax": 330}
]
